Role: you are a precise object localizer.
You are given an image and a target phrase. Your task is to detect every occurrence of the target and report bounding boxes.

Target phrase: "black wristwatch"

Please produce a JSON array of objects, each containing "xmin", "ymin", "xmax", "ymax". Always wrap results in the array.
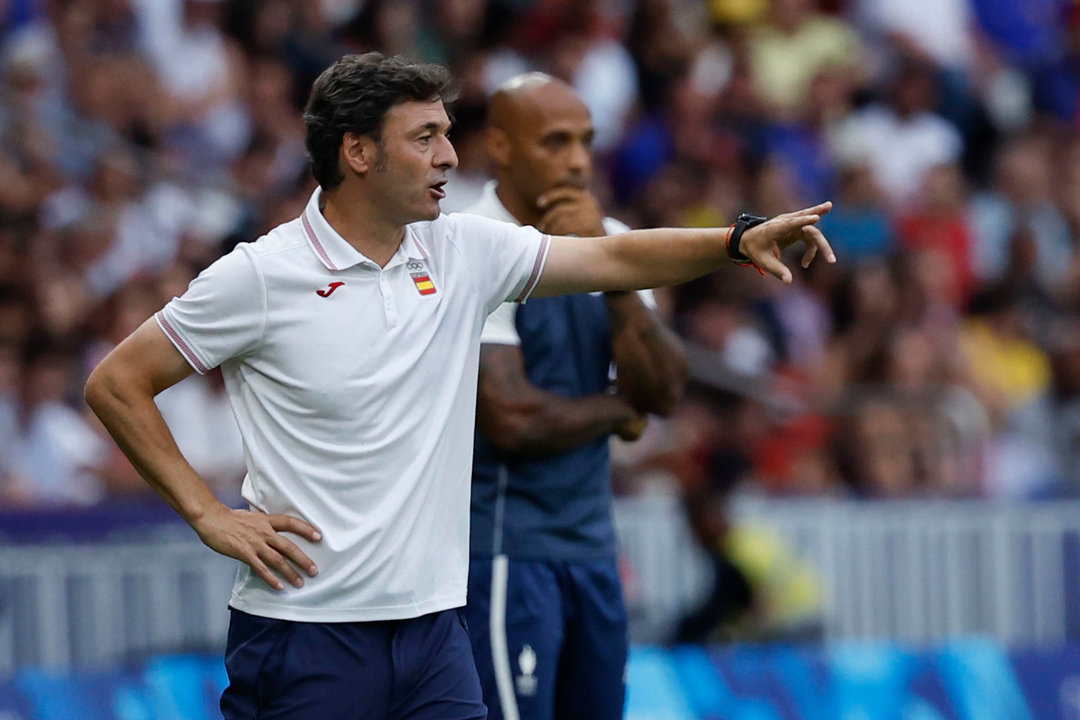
[{"xmin": 727, "ymin": 213, "xmax": 768, "ymax": 266}]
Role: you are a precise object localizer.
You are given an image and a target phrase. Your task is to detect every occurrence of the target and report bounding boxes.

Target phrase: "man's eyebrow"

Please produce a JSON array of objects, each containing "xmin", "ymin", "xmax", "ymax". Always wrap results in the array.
[
  {"xmin": 414, "ymin": 121, "xmax": 452, "ymax": 135},
  {"xmin": 541, "ymin": 125, "xmax": 593, "ymax": 141}
]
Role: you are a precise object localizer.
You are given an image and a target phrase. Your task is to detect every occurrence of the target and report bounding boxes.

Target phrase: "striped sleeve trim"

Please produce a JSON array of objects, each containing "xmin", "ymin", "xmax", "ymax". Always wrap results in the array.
[
  {"xmin": 513, "ymin": 233, "xmax": 551, "ymax": 303},
  {"xmin": 155, "ymin": 311, "xmax": 209, "ymax": 374}
]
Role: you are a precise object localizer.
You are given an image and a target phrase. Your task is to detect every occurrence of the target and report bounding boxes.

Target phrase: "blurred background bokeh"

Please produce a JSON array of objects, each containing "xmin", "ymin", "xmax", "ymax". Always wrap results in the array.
[{"xmin": 2, "ymin": 0, "xmax": 1080, "ymax": 717}]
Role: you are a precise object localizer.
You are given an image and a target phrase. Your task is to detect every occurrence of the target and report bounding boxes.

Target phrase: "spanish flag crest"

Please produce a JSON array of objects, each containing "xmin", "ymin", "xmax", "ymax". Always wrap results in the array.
[{"xmin": 407, "ymin": 259, "xmax": 437, "ymax": 296}]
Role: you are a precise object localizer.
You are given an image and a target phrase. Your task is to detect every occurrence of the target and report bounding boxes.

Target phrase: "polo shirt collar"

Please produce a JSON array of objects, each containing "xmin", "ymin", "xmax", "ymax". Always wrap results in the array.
[
  {"xmin": 474, "ymin": 181, "xmax": 519, "ymax": 225},
  {"xmin": 301, "ymin": 188, "xmax": 428, "ymax": 271}
]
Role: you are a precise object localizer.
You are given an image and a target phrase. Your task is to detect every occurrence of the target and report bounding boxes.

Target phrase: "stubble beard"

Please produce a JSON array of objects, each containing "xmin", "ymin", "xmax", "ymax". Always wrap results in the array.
[{"xmin": 373, "ymin": 139, "xmax": 388, "ymax": 174}]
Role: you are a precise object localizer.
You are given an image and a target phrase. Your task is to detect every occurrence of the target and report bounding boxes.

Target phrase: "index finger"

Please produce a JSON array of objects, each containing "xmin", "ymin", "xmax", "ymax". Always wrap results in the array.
[
  {"xmin": 269, "ymin": 514, "xmax": 323, "ymax": 542},
  {"xmin": 792, "ymin": 200, "xmax": 832, "ymax": 218}
]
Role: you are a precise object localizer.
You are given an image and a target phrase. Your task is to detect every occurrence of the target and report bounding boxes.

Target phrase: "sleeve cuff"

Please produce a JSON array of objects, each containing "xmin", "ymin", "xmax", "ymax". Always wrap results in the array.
[
  {"xmin": 512, "ymin": 234, "xmax": 551, "ymax": 303},
  {"xmin": 155, "ymin": 310, "xmax": 210, "ymax": 374}
]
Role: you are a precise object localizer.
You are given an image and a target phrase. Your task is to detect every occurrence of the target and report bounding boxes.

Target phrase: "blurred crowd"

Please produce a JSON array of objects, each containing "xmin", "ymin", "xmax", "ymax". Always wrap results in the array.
[{"xmin": 1, "ymin": 0, "xmax": 1080, "ymax": 510}]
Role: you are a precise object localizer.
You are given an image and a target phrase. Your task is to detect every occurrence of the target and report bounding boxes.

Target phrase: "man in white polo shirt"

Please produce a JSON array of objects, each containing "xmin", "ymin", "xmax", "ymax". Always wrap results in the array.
[{"xmin": 85, "ymin": 53, "xmax": 835, "ymax": 720}]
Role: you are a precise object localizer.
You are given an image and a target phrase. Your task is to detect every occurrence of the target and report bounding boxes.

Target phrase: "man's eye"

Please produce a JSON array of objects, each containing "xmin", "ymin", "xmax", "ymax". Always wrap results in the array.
[{"xmin": 418, "ymin": 135, "xmax": 433, "ymax": 144}]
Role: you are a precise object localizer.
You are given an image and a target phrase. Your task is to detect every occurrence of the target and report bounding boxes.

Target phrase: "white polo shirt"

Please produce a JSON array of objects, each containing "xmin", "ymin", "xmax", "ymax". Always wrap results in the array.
[
  {"xmin": 155, "ymin": 188, "xmax": 550, "ymax": 622},
  {"xmin": 468, "ymin": 181, "xmax": 653, "ymax": 346}
]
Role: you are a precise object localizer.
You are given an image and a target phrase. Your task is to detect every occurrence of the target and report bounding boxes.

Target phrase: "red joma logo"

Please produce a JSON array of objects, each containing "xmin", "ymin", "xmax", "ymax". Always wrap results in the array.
[{"xmin": 316, "ymin": 282, "xmax": 345, "ymax": 297}]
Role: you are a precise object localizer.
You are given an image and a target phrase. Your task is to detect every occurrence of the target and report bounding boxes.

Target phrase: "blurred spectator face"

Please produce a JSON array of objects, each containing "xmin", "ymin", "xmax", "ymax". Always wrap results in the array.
[
  {"xmin": 110, "ymin": 281, "xmax": 159, "ymax": 340},
  {"xmin": 2, "ymin": 31, "xmax": 52, "ymax": 98},
  {"xmin": 548, "ymin": 31, "xmax": 589, "ymax": 84},
  {"xmin": 232, "ymin": 138, "xmax": 277, "ymax": 199},
  {"xmin": 895, "ymin": 248, "xmax": 954, "ymax": 323},
  {"xmin": 489, "ymin": 80, "xmax": 594, "ymax": 209},
  {"xmin": 805, "ymin": 68, "xmax": 853, "ymax": 125},
  {"xmin": 1008, "ymin": 226, "xmax": 1039, "ymax": 280},
  {"xmin": 85, "ymin": 0, "xmax": 136, "ymax": 53},
  {"xmin": 837, "ymin": 165, "xmax": 884, "ymax": 207},
  {"xmin": 367, "ymin": 0, "xmax": 419, "ymax": 56},
  {"xmin": 686, "ymin": 298, "xmax": 741, "ymax": 350},
  {"xmin": 891, "ymin": 63, "xmax": 936, "ymax": 117},
  {"xmin": 1056, "ymin": 139, "xmax": 1080, "ymax": 222},
  {"xmin": 670, "ymin": 76, "xmax": 723, "ymax": 163},
  {"xmin": 851, "ymin": 261, "xmax": 898, "ymax": 322},
  {"xmin": 70, "ymin": 59, "xmax": 119, "ymax": 124},
  {"xmin": 54, "ymin": 0, "xmax": 95, "ymax": 62},
  {"xmin": 0, "ymin": 233, "xmax": 24, "ymax": 286},
  {"xmin": 1050, "ymin": 322, "xmax": 1080, "ymax": 397},
  {"xmin": 156, "ymin": 260, "xmax": 197, "ymax": 307},
  {"xmin": 116, "ymin": 56, "xmax": 171, "ymax": 139},
  {"xmin": 0, "ymin": 294, "xmax": 31, "ymax": 345},
  {"xmin": 754, "ymin": 156, "xmax": 804, "ymax": 217},
  {"xmin": 91, "ymin": 148, "xmax": 140, "ymax": 203},
  {"xmin": 918, "ymin": 163, "xmax": 966, "ymax": 215},
  {"xmin": 249, "ymin": 58, "xmax": 294, "ymax": 118},
  {"xmin": 852, "ymin": 400, "xmax": 916, "ymax": 496},
  {"xmin": 97, "ymin": 0, "xmax": 134, "ymax": 24},
  {"xmin": 637, "ymin": 163, "xmax": 710, "ymax": 228},
  {"xmin": 252, "ymin": 0, "xmax": 293, "ymax": 53},
  {"xmin": 183, "ymin": 0, "xmax": 224, "ymax": 31},
  {"xmin": 60, "ymin": 217, "xmax": 112, "ymax": 272},
  {"xmin": 0, "ymin": 342, "xmax": 19, "ymax": 396},
  {"xmin": 886, "ymin": 327, "xmax": 937, "ymax": 391},
  {"xmin": 22, "ymin": 352, "xmax": 73, "ymax": 408},
  {"xmin": 451, "ymin": 51, "xmax": 491, "ymax": 103},
  {"xmin": 997, "ymin": 137, "xmax": 1052, "ymax": 206},
  {"xmin": 39, "ymin": 282, "xmax": 90, "ymax": 337},
  {"xmin": 436, "ymin": 0, "xmax": 486, "ymax": 42},
  {"xmin": 0, "ymin": 154, "xmax": 43, "ymax": 217}
]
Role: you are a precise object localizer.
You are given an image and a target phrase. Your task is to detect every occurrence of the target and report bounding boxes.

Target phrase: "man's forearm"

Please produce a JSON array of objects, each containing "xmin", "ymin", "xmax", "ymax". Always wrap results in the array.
[
  {"xmin": 533, "ymin": 203, "xmax": 834, "ymax": 297},
  {"xmin": 479, "ymin": 389, "xmax": 636, "ymax": 456},
  {"xmin": 85, "ymin": 370, "xmax": 223, "ymax": 526},
  {"xmin": 606, "ymin": 292, "xmax": 687, "ymax": 416},
  {"xmin": 534, "ymin": 227, "xmax": 729, "ymax": 298}
]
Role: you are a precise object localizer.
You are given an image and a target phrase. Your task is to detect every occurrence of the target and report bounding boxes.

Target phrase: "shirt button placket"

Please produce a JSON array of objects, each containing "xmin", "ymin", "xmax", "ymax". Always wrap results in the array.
[{"xmin": 379, "ymin": 273, "xmax": 397, "ymax": 326}]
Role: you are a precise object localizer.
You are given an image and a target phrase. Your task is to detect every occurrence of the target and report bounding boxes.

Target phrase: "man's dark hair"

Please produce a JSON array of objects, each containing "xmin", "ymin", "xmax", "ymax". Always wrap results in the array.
[{"xmin": 304, "ymin": 53, "xmax": 456, "ymax": 190}]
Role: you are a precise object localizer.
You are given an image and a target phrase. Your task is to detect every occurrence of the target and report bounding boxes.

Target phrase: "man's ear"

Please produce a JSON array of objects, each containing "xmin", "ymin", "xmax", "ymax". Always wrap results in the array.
[
  {"xmin": 341, "ymin": 132, "xmax": 378, "ymax": 176},
  {"xmin": 486, "ymin": 127, "xmax": 511, "ymax": 168}
]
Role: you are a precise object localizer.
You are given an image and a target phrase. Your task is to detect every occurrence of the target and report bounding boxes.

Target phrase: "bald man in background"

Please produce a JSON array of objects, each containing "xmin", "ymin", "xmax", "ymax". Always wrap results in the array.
[{"xmin": 464, "ymin": 74, "xmax": 688, "ymax": 720}]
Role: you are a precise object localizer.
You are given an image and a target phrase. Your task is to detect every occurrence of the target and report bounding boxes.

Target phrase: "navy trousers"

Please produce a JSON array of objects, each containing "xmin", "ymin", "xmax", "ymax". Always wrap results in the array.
[
  {"xmin": 465, "ymin": 557, "xmax": 628, "ymax": 720},
  {"xmin": 220, "ymin": 607, "xmax": 486, "ymax": 720}
]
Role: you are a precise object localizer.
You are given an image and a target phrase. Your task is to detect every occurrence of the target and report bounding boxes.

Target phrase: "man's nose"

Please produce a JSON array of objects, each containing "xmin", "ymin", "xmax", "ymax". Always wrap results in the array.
[
  {"xmin": 435, "ymin": 135, "xmax": 458, "ymax": 170},
  {"xmin": 567, "ymin": 141, "xmax": 590, "ymax": 175}
]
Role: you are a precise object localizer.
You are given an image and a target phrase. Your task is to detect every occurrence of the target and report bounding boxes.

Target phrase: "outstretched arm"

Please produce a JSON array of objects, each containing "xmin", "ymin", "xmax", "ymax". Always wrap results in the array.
[
  {"xmin": 85, "ymin": 318, "xmax": 322, "ymax": 591},
  {"xmin": 532, "ymin": 202, "xmax": 835, "ymax": 297}
]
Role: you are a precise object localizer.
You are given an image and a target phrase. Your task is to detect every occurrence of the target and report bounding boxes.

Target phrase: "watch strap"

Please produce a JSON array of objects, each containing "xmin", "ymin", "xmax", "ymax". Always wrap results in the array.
[{"xmin": 727, "ymin": 213, "xmax": 768, "ymax": 266}]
